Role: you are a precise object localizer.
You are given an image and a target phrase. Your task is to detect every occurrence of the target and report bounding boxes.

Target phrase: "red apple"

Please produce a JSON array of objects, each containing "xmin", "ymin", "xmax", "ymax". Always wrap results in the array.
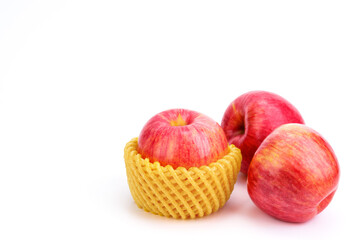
[
  {"xmin": 138, "ymin": 109, "xmax": 229, "ymax": 169},
  {"xmin": 221, "ymin": 91, "xmax": 304, "ymax": 174},
  {"xmin": 247, "ymin": 123, "xmax": 340, "ymax": 223}
]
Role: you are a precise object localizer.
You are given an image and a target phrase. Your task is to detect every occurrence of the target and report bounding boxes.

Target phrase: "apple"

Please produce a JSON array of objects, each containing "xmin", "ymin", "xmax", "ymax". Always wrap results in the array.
[
  {"xmin": 137, "ymin": 108, "xmax": 229, "ymax": 169},
  {"xmin": 221, "ymin": 91, "xmax": 305, "ymax": 174},
  {"xmin": 247, "ymin": 123, "xmax": 340, "ymax": 223}
]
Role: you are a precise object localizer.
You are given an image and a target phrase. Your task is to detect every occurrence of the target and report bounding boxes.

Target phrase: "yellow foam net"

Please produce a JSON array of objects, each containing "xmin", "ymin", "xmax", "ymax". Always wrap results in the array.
[{"xmin": 124, "ymin": 137, "xmax": 242, "ymax": 219}]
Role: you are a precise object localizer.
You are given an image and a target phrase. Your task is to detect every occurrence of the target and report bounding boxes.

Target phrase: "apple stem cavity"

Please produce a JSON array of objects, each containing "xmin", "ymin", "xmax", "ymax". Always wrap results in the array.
[
  {"xmin": 236, "ymin": 123, "xmax": 245, "ymax": 135},
  {"xmin": 170, "ymin": 114, "xmax": 187, "ymax": 127}
]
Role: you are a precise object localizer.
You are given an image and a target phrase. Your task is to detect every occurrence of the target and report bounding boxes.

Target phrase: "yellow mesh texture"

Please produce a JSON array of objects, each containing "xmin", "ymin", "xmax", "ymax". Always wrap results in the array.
[{"xmin": 124, "ymin": 137, "xmax": 242, "ymax": 219}]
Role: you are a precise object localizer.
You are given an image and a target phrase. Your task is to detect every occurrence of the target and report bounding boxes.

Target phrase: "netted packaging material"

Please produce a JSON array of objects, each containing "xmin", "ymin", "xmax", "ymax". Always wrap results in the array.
[{"xmin": 124, "ymin": 137, "xmax": 242, "ymax": 219}]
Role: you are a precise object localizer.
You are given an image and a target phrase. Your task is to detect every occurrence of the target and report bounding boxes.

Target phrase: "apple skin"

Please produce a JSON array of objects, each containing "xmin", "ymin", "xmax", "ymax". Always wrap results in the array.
[
  {"xmin": 247, "ymin": 123, "xmax": 340, "ymax": 223},
  {"xmin": 221, "ymin": 91, "xmax": 305, "ymax": 174},
  {"xmin": 137, "ymin": 109, "xmax": 229, "ymax": 169}
]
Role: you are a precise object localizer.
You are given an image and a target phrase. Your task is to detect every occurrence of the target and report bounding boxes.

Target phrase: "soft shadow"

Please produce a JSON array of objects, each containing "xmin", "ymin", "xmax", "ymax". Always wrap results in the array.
[{"xmin": 237, "ymin": 172, "xmax": 247, "ymax": 184}]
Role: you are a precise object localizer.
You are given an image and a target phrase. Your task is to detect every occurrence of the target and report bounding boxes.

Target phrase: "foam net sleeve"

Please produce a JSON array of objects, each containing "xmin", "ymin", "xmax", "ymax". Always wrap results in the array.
[{"xmin": 124, "ymin": 137, "xmax": 242, "ymax": 219}]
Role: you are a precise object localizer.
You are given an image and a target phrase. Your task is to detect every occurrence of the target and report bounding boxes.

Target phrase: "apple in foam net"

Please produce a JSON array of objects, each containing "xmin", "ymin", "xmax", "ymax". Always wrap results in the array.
[
  {"xmin": 221, "ymin": 91, "xmax": 305, "ymax": 174},
  {"xmin": 137, "ymin": 109, "xmax": 229, "ymax": 169},
  {"xmin": 247, "ymin": 123, "xmax": 340, "ymax": 223}
]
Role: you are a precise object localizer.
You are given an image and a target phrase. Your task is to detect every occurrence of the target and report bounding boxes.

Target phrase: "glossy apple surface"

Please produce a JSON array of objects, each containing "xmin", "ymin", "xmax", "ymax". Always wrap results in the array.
[
  {"xmin": 221, "ymin": 91, "xmax": 304, "ymax": 174},
  {"xmin": 138, "ymin": 109, "xmax": 229, "ymax": 169},
  {"xmin": 247, "ymin": 123, "xmax": 340, "ymax": 223}
]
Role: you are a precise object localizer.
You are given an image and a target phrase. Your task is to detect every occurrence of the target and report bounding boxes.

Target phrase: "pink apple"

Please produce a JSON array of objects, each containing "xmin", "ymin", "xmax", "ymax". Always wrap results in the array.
[
  {"xmin": 221, "ymin": 91, "xmax": 304, "ymax": 174},
  {"xmin": 247, "ymin": 123, "xmax": 340, "ymax": 223},
  {"xmin": 138, "ymin": 109, "xmax": 229, "ymax": 169}
]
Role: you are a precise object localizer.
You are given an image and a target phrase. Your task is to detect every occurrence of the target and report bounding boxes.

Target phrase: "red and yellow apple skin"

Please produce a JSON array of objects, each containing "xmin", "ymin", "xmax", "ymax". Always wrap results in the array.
[
  {"xmin": 221, "ymin": 91, "xmax": 304, "ymax": 174},
  {"xmin": 137, "ymin": 109, "xmax": 229, "ymax": 169},
  {"xmin": 247, "ymin": 123, "xmax": 340, "ymax": 223}
]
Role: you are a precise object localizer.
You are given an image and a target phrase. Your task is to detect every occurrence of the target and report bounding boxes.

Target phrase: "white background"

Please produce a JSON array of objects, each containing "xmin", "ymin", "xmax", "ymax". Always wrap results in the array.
[{"xmin": 1, "ymin": 1, "xmax": 359, "ymax": 239}]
